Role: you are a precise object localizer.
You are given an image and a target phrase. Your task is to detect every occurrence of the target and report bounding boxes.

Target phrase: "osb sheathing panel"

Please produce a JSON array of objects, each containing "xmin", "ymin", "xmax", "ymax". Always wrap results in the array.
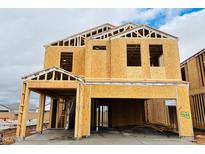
[
  {"xmin": 146, "ymin": 99, "xmax": 169, "ymax": 126},
  {"xmin": 44, "ymin": 38, "xmax": 181, "ymax": 81},
  {"xmin": 85, "ymin": 40, "xmax": 110, "ymax": 79},
  {"xmin": 110, "ymin": 38, "xmax": 181, "ymax": 80},
  {"xmin": 186, "ymin": 58, "xmax": 201, "ymax": 90},
  {"xmin": 44, "ymin": 46, "xmax": 85, "ymax": 76},
  {"xmin": 150, "ymin": 67, "xmax": 166, "ymax": 79},
  {"xmin": 176, "ymin": 86, "xmax": 194, "ymax": 137},
  {"xmin": 80, "ymin": 85, "xmax": 91, "ymax": 136},
  {"xmin": 90, "ymin": 84, "xmax": 177, "ymax": 98},
  {"xmin": 27, "ymin": 80, "xmax": 78, "ymax": 89},
  {"xmin": 126, "ymin": 67, "xmax": 144, "ymax": 79}
]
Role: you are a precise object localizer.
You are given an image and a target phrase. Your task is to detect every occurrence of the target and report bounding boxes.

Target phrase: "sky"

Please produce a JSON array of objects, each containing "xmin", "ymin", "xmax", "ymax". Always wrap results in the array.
[{"xmin": 0, "ymin": 8, "xmax": 204, "ymax": 105}]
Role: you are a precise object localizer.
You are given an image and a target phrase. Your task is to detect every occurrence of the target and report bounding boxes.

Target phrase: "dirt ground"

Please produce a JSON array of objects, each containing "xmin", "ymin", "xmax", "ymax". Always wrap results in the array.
[
  {"xmin": 14, "ymin": 127, "xmax": 196, "ymax": 145},
  {"xmin": 0, "ymin": 123, "xmax": 48, "ymax": 145}
]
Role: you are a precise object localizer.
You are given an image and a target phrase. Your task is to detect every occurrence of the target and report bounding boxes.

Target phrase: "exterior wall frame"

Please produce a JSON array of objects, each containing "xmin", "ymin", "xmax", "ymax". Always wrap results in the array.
[{"xmin": 76, "ymin": 83, "xmax": 193, "ymax": 138}]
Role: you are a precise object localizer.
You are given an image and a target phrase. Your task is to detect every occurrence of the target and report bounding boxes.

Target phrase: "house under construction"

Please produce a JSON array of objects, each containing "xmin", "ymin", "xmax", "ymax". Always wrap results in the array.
[
  {"xmin": 16, "ymin": 22, "xmax": 194, "ymax": 140},
  {"xmin": 181, "ymin": 48, "xmax": 205, "ymax": 129}
]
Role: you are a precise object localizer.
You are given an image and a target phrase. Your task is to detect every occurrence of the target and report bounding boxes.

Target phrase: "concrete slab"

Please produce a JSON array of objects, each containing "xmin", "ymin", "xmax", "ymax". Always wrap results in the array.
[{"xmin": 14, "ymin": 128, "xmax": 196, "ymax": 145}]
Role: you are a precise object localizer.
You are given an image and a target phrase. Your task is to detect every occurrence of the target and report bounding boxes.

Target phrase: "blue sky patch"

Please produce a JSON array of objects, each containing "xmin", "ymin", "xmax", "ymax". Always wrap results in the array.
[{"xmin": 123, "ymin": 8, "xmax": 204, "ymax": 28}]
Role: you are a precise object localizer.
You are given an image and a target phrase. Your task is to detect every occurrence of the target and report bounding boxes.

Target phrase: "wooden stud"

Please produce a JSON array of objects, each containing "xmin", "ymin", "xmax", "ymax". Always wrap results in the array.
[
  {"xmin": 48, "ymin": 97, "xmax": 53, "ymax": 128},
  {"xmin": 199, "ymin": 94, "xmax": 205, "ymax": 127}
]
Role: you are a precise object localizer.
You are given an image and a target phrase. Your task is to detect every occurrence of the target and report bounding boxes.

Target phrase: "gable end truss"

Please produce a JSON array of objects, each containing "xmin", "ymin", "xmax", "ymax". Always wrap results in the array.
[{"xmin": 22, "ymin": 67, "xmax": 84, "ymax": 82}]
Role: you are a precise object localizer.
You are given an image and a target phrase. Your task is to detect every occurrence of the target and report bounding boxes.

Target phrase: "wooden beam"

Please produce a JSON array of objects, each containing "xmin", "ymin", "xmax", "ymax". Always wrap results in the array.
[{"xmin": 27, "ymin": 80, "xmax": 78, "ymax": 89}]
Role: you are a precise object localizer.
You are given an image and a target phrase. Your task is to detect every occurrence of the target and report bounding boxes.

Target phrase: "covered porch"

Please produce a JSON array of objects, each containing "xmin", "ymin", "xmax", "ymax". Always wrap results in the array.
[{"xmin": 16, "ymin": 67, "xmax": 83, "ymax": 140}]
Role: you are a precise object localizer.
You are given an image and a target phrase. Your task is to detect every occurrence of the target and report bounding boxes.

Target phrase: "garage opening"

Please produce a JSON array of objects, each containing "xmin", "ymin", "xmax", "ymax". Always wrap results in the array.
[{"xmin": 90, "ymin": 98, "xmax": 178, "ymax": 135}]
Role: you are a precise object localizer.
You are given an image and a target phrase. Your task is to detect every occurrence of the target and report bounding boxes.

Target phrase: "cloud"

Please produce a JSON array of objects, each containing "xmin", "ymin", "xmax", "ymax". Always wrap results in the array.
[{"xmin": 159, "ymin": 9, "xmax": 205, "ymax": 61}]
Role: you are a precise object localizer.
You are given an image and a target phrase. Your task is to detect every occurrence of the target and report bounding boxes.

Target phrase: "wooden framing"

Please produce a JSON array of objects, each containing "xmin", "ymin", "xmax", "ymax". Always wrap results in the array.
[
  {"xmin": 44, "ymin": 23, "xmax": 177, "ymax": 48},
  {"xmin": 110, "ymin": 25, "xmax": 177, "ymax": 40},
  {"xmin": 92, "ymin": 22, "xmax": 138, "ymax": 39},
  {"xmin": 45, "ymin": 23, "xmax": 115, "ymax": 47},
  {"xmin": 22, "ymin": 66, "xmax": 84, "ymax": 82},
  {"xmin": 16, "ymin": 22, "xmax": 194, "ymax": 140},
  {"xmin": 190, "ymin": 93, "xmax": 205, "ymax": 129},
  {"xmin": 181, "ymin": 49, "xmax": 205, "ymax": 129}
]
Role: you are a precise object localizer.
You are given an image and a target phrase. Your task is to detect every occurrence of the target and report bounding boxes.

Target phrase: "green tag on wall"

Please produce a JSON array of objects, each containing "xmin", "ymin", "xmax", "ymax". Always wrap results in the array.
[{"xmin": 180, "ymin": 111, "xmax": 190, "ymax": 119}]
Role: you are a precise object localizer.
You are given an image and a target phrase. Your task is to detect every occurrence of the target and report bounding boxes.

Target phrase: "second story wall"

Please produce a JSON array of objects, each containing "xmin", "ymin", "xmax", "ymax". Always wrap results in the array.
[
  {"xmin": 44, "ymin": 46, "xmax": 85, "ymax": 76},
  {"xmin": 84, "ymin": 40, "xmax": 110, "ymax": 79},
  {"xmin": 110, "ymin": 38, "xmax": 181, "ymax": 81},
  {"xmin": 43, "ymin": 38, "xmax": 181, "ymax": 81}
]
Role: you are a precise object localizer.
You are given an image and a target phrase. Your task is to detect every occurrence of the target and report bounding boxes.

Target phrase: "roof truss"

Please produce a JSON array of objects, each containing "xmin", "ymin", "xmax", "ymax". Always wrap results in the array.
[
  {"xmin": 46, "ymin": 23, "xmax": 115, "ymax": 47},
  {"xmin": 45, "ymin": 23, "xmax": 177, "ymax": 48},
  {"xmin": 22, "ymin": 67, "xmax": 84, "ymax": 82},
  {"xmin": 110, "ymin": 25, "xmax": 177, "ymax": 40},
  {"xmin": 92, "ymin": 22, "xmax": 138, "ymax": 40}
]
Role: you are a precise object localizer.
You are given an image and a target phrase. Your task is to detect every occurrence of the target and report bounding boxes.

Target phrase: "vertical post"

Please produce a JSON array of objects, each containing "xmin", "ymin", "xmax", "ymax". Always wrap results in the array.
[
  {"xmin": 74, "ymin": 84, "xmax": 80, "ymax": 138},
  {"xmin": 65, "ymin": 100, "xmax": 70, "ymax": 130},
  {"xmin": 74, "ymin": 84, "xmax": 84, "ymax": 139},
  {"xmin": 98, "ymin": 103, "xmax": 100, "ymax": 131},
  {"xmin": 64, "ymin": 101, "xmax": 68, "ymax": 129},
  {"xmin": 108, "ymin": 105, "xmax": 112, "ymax": 128},
  {"xmin": 36, "ymin": 94, "xmax": 46, "ymax": 133},
  {"xmin": 55, "ymin": 98, "xmax": 60, "ymax": 128},
  {"xmin": 16, "ymin": 83, "xmax": 26, "ymax": 138},
  {"xmin": 48, "ymin": 97, "xmax": 53, "ymax": 129},
  {"xmin": 102, "ymin": 106, "xmax": 104, "ymax": 128},
  {"xmin": 93, "ymin": 100, "xmax": 96, "ymax": 130},
  {"xmin": 20, "ymin": 86, "xmax": 30, "ymax": 139}
]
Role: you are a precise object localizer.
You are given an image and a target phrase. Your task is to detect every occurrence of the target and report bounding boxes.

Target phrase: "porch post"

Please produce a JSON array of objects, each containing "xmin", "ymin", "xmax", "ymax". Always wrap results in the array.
[
  {"xmin": 36, "ymin": 94, "xmax": 46, "ymax": 133},
  {"xmin": 74, "ymin": 83, "xmax": 84, "ymax": 139},
  {"xmin": 16, "ymin": 84, "xmax": 31, "ymax": 139}
]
